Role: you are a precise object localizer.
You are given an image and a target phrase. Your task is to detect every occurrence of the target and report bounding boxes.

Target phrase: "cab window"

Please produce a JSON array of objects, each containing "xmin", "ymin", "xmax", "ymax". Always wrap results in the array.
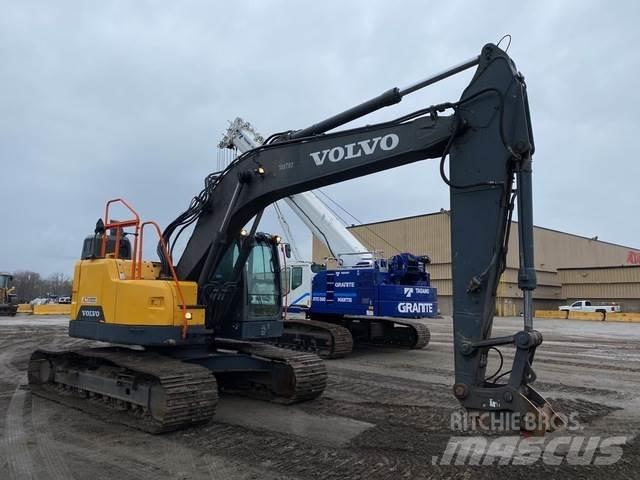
[
  {"xmin": 281, "ymin": 267, "xmax": 291, "ymax": 295},
  {"xmin": 246, "ymin": 243, "xmax": 279, "ymax": 317},
  {"xmin": 212, "ymin": 244, "xmax": 239, "ymax": 282},
  {"xmin": 291, "ymin": 266, "xmax": 304, "ymax": 291}
]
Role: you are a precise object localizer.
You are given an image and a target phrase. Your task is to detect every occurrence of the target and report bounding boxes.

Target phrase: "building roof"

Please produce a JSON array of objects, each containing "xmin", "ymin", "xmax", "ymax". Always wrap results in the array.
[
  {"xmin": 348, "ymin": 211, "xmax": 640, "ymax": 252},
  {"xmin": 557, "ymin": 264, "xmax": 640, "ymax": 271}
]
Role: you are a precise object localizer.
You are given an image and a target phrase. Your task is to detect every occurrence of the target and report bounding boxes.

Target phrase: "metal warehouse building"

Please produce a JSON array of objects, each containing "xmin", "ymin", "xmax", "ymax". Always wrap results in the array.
[{"xmin": 312, "ymin": 211, "xmax": 640, "ymax": 314}]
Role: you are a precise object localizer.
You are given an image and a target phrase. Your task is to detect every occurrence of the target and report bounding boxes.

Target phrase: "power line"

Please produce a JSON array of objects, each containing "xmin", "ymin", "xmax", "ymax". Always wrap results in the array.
[{"xmin": 314, "ymin": 189, "xmax": 403, "ymax": 254}]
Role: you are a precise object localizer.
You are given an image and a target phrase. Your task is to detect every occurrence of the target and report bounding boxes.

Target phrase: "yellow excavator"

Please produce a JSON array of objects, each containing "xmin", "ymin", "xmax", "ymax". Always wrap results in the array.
[
  {"xmin": 0, "ymin": 273, "xmax": 18, "ymax": 316},
  {"xmin": 29, "ymin": 43, "xmax": 559, "ymax": 434}
]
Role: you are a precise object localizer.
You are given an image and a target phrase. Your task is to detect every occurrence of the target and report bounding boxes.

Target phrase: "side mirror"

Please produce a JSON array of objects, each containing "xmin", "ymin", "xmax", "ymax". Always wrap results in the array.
[
  {"xmin": 284, "ymin": 243, "xmax": 292, "ymax": 259},
  {"xmin": 310, "ymin": 262, "xmax": 327, "ymax": 273}
]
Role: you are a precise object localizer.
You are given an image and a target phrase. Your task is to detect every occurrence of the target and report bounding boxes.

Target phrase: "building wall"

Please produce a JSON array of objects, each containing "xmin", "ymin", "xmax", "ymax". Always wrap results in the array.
[{"xmin": 311, "ymin": 211, "xmax": 640, "ymax": 314}]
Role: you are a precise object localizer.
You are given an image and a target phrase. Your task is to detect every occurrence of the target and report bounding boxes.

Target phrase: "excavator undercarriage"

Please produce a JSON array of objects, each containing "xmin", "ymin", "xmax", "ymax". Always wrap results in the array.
[
  {"xmin": 29, "ymin": 341, "xmax": 326, "ymax": 433},
  {"xmin": 29, "ymin": 347, "xmax": 219, "ymax": 434}
]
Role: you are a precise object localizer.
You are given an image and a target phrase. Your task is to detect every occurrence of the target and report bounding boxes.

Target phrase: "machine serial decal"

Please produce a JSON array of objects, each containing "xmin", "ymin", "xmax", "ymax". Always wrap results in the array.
[{"xmin": 278, "ymin": 161, "xmax": 294, "ymax": 171}]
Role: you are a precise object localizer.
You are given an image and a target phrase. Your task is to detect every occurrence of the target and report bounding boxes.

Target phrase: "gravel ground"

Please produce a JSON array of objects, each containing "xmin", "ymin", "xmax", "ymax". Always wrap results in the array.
[{"xmin": 1, "ymin": 315, "xmax": 638, "ymax": 479}]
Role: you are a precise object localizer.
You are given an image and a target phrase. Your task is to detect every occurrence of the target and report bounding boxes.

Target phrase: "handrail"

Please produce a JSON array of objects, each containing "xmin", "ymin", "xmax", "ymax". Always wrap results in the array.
[
  {"xmin": 139, "ymin": 221, "xmax": 189, "ymax": 339},
  {"xmin": 280, "ymin": 243, "xmax": 288, "ymax": 321},
  {"xmin": 101, "ymin": 198, "xmax": 141, "ymax": 278},
  {"xmin": 99, "ymin": 199, "xmax": 190, "ymax": 339}
]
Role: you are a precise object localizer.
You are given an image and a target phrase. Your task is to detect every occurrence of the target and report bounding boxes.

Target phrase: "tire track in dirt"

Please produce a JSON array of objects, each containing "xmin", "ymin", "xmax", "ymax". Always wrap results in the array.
[
  {"xmin": 4, "ymin": 383, "xmax": 35, "ymax": 480},
  {"xmin": 0, "ymin": 339, "xmax": 35, "ymax": 384},
  {"xmin": 48, "ymin": 440, "xmax": 163, "ymax": 480},
  {"xmin": 326, "ymin": 366, "xmax": 453, "ymax": 406},
  {"xmin": 30, "ymin": 394, "xmax": 214, "ymax": 480},
  {"xmin": 29, "ymin": 396, "xmax": 178, "ymax": 479},
  {"xmin": 31, "ymin": 396, "xmax": 76, "ymax": 480},
  {"xmin": 158, "ymin": 434, "xmax": 210, "ymax": 480},
  {"xmin": 60, "ymin": 429, "xmax": 242, "ymax": 480}
]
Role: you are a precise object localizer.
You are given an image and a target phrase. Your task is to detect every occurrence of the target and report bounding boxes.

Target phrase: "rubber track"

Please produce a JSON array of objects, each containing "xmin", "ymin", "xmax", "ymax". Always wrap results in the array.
[
  {"xmin": 363, "ymin": 317, "xmax": 431, "ymax": 349},
  {"xmin": 28, "ymin": 347, "xmax": 218, "ymax": 434},
  {"xmin": 278, "ymin": 318, "xmax": 354, "ymax": 358},
  {"xmin": 220, "ymin": 340, "xmax": 328, "ymax": 403},
  {"xmin": 0, "ymin": 304, "xmax": 18, "ymax": 316},
  {"xmin": 307, "ymin": 315, "xmax": 431, "ymax": 350}
]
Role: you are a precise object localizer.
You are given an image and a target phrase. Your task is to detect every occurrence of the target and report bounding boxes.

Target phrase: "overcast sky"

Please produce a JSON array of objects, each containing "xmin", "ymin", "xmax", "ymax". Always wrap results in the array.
[{"xmin": 1, "ymin": 0, "xmax": 639, "ymax": 276}]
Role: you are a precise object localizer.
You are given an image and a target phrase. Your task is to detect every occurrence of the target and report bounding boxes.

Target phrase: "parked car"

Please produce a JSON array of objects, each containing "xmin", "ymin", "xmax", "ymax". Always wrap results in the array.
[{"xmin": 558, "ymin": 300, "xmax": 621, "ymax": 313}]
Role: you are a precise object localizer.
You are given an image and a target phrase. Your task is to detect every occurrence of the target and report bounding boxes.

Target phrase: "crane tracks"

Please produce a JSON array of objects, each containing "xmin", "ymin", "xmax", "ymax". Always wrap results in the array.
[
  {"xmin": 349, "ymin": 317, "xmax": 431, "ymax": 349},
  {"xmin": 277, "ymin": 317, "xmax": 431, "ymax": 359}
]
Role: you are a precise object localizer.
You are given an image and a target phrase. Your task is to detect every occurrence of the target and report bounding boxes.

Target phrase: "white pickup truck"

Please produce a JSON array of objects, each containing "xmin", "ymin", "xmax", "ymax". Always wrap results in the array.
[{"xmin": 559, "ymin": 300, "xmax": 621, "ymax": 313}]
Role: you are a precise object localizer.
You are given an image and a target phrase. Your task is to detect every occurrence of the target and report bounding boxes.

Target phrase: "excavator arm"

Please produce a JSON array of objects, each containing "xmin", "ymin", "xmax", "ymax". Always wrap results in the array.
[
  {"xmin": 178, "ymin": 115, "xmax": 454, "ymax": 281},
  {"xmin": 166, "ymin": 43, "xmax": 556, "ymax": 429}
]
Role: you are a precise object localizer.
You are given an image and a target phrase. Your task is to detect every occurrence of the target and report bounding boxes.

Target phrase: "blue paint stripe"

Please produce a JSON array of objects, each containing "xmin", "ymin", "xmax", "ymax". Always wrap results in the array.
[{"xmin": 289, "ymin": 292, "xmax": 310, "ymax": 306}]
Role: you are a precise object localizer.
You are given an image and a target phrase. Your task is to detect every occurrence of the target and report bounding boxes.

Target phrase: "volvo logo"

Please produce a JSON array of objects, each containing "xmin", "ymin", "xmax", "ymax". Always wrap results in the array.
[
  {"xmin": 309, "ymin": 134, "xmax": 400, "ymax": 166},
  {"xmin": 76, "ymin": 305, "xmax": 105, "ymax": 322}
]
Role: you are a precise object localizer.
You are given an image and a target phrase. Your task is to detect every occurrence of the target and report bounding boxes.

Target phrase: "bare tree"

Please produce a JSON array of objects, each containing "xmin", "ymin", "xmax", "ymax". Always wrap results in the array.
[{"xmin": 11, "ymin": 271, "xmax": 72, "ymax": 302}]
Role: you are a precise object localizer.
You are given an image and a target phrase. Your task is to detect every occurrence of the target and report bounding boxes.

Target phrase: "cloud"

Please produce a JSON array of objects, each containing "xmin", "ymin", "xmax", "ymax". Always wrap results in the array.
[{"xmin": 0, "ymin": 0, "xmax": 638, "ymax": 275}]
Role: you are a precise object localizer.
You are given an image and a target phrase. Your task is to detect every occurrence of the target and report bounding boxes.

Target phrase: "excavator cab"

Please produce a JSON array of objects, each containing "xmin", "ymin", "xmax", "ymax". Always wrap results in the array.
[
  {"xmin": 0, "ymin": 273, "xmax": 11, "ymax": 294},
  {"xmin": 204, "ymin": 232, "xmax": 284, "ymax": 339}
]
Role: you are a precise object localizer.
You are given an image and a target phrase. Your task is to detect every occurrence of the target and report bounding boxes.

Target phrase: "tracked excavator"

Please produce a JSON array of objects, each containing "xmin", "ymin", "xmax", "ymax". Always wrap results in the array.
[
  {"xmin": 28, "ymin": 43, "xmax": 559, "ymax": 433},
  {"xmin": 0, "ymin": 273, "xmax": 18, "ymax": 316}
]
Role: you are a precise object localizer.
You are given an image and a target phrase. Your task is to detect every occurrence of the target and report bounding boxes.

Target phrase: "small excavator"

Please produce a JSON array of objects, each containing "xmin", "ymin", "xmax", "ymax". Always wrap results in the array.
[
  {"xmin": 29, "ymin": 43, "xmax": 559, "ymax": 433},
  {"xmin": 0, "ymin": 272, "xmax": 18, "ymax": 316}
]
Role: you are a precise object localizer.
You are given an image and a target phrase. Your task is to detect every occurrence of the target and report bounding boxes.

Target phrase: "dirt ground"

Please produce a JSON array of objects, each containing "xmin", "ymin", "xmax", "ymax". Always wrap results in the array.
[{"xmin": 1, "ymin": 315, "xmax": 639, "ymax": 479}]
